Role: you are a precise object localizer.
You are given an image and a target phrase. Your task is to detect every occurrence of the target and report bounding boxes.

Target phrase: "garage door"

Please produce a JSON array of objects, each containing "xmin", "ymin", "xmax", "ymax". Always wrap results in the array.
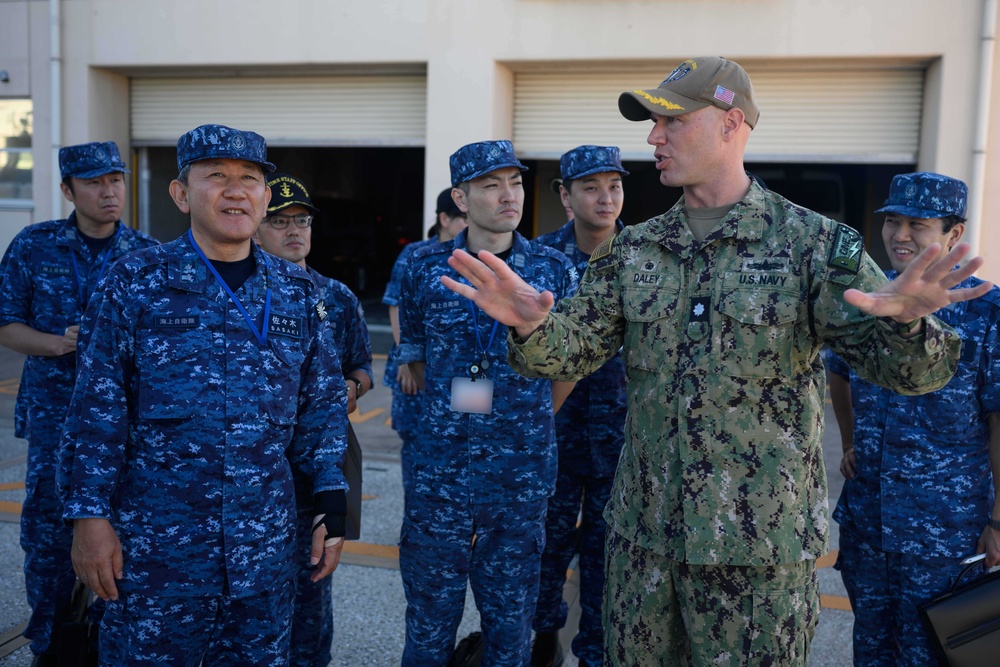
[
  {"xmin": 131, "ymin": 74, "xmax": 427, "ymax": 146},
  {"xmin": 513, "ymin": 62, "xmax": 924, "ymax": 163}
]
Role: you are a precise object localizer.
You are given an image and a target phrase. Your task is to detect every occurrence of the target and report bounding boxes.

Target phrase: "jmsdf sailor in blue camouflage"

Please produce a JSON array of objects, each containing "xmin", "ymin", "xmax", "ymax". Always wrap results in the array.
[
  {"xmin": 58, "ymin": 125, "xmax": 349, "ymax": 666},
  {"xmin": 396, "ymin": 141, "xmax": 577, "ymax": 666},
  {"xmin": 531, "ymin": 145, "xmax": 628, "ymax": 667},
  {"xmin": 0, "ymin": 141, "xmax": 157, "ymax": 662},
  {"xmin": 441, "ymin": 57, "xmax": 990, "ymax": 666},
  {"xmin": 827, "ymin": 172, "xmax": 1000, "ymax": 666},
  {"xmin": 382, "ymin": 188, "xmax": 467, "ymax": 494},
  {"xmin": 255, "ymin": 172, "xmax": 373, "ymax": 667}
]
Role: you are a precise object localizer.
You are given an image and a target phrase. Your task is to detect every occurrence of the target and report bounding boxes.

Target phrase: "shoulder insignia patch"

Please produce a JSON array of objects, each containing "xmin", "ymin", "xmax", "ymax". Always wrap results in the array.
[
  {"xmin": 589, "ymin": 235, "xmax": 616, "ymax": 265},
  {"xmin": 829, "ymin": 224, "xmax": 863, "ymax": 274}
]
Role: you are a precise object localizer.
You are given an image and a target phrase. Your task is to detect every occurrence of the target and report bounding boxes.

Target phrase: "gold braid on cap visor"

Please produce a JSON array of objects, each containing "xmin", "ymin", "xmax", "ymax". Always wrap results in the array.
[{"xmin": 633, "ymin": 90, "xmax": 685, "ymax": 111}]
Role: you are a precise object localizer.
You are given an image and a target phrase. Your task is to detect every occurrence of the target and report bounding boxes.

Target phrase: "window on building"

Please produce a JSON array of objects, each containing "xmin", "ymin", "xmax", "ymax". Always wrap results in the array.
[{"xmin": 0, "ymin": 99, "xmax": 33, "ymax": 204}]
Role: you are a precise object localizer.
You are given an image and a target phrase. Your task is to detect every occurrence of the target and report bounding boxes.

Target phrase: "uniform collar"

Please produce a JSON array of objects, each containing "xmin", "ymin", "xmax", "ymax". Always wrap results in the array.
[
  {"xmin": 453, "ymin": 228, "xmax": 531, "ymax": 265},
  {"xmin": 653, "ymin": 180, "xmax": 766, "ymax": 259},
  {"xmin": 59, "ymin": 211, "xmax": 126, "ymax": 255},
  {"xmin": 169, "ymin": 234, "xmax": 268, "ymax": 299},
  {"xmin": 559, "ymin": 219, "xmax": 625, "ymax": 257}
]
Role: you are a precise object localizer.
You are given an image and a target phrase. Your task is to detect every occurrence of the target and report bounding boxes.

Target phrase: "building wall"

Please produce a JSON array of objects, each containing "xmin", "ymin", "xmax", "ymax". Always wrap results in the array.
[{"xmin": 3, "ymin": 0, "xmax": 999, "ymax": 278}]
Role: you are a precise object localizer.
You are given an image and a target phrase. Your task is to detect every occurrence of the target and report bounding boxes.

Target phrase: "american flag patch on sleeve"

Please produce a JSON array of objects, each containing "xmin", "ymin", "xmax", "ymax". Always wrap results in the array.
[{"xmin": 714, "ymin": 86, "xmax": 735, "ymax": 105}]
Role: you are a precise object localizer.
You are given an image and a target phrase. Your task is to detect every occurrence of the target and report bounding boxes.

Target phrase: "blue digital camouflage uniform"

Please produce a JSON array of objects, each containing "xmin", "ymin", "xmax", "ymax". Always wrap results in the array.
[
  {"xmin": 57, "ymin": 235, "xmax": 349, "ymax": 665},
  {"xmin": 532, "ymin": 220, "xmax": 626, "ymax": 666},
  {"xmin": 397, "ymin": 228, "xmax": 577, "ymax": 666},
  {"xmin": 382, "ymin": 237, "xmax": 437, "ymax": 493},
  {"xmin": 827, "ymin": 274, "xmax": 1000, "ymax": 667},
  {"xmin": 507, "ymin": 180, "xmax": 963, "ymax": 666},
  {"xmin": 0, "ymin": 213, "xmax": 157, "ymax": 656},
  {"xmin": 292, "ymin": 266, "xmax": 372, "ymax": 667}
]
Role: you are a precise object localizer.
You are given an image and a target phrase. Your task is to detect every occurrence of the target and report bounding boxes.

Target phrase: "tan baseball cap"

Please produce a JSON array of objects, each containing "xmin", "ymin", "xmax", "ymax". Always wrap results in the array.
[{"xmin": 618, "ymin": 57, "xmax": 760, "ymax": 129}]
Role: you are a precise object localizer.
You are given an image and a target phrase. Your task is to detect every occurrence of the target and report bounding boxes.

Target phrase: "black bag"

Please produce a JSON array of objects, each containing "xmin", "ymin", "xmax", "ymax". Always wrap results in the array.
[
  {"xmin": 56, "ymin": 579, "xmax": 97, "ymax": 667},
  {"xmin": 919, "ymin": 553, "xmax": 1000, "ymax": 666},
  {"xmin": 344, "ymin": 422, "xmax": 362, "ymax": 541},
  {"xmin": 446, "ymin": 631, "xmax": 483, "ymax": 667}
]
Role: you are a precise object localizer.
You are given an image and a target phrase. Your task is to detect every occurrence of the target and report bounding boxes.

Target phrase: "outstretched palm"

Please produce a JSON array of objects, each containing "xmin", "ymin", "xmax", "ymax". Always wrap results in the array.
[
  {"xmin": 844, "ymin": 242, "xmax": 991, "ymax": 320},
  {"xmin": 442, "ymin": 249, "xmax": 555, "ymax": 338}
]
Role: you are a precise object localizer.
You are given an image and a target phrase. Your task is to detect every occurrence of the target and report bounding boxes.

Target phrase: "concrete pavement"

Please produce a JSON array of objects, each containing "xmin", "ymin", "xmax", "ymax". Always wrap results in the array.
[{"xmin": 0, "ymin": 303, "xmax": 854, "ymax": 666}]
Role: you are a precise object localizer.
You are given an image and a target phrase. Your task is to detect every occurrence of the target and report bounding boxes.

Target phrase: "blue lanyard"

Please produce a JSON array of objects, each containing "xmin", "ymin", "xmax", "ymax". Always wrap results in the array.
[
  {"xmin": 69, "ymin": 227, "xmax": 118, "ymax": 311},
  {"xmin": 187, "ymin": 230, "xmax": 271, "ymax": 345},
  {"xmin": 468, "ymin": 299, "xmax": 500, "ymax": 360}
]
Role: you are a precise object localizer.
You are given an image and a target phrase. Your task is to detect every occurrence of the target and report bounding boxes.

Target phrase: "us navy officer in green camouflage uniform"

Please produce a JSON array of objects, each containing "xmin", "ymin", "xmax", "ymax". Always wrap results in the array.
[{"xmin": 440, "ymin": 56, "xmax": 992, "ymax": 666}]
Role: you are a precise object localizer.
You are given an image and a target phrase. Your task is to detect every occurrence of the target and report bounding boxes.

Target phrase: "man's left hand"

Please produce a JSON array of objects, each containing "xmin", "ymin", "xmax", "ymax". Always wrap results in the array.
[
  {"xmin": 844, "ymin": 242, "xmax": 992, "ymax": 322},
  {"xmin": 976, "ymin": 523, "xmax": 1000, "ymax": 569},
  {"xmin": 309, "ymin": 521, "xmax": 344, "ymax": 581},
  {"xmin": 346, "ymin": 380, "xmax": 358, "ymax": 414}
]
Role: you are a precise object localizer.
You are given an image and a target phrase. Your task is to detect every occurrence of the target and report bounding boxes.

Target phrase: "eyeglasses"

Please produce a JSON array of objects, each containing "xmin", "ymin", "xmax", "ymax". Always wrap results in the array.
[{"xmin": 263, "ymin": 215, "xmax": 313, "ymax": 229}]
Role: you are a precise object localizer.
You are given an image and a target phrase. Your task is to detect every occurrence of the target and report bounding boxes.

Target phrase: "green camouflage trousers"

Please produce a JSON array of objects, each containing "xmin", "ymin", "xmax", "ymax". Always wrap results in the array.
[{"xmin": 603, "ymin": 530, "xmax": 819, "ymax": 666}]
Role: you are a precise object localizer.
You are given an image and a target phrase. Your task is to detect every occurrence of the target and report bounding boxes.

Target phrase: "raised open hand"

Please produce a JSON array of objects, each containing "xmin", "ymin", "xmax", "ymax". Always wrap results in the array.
[
  {"xmin": 442, "ymin": 249, "xmax": 555, "ymax": 338},
  {"xmin": 844, "ymin": 242, "xmax": 992, "ymax": 322}
]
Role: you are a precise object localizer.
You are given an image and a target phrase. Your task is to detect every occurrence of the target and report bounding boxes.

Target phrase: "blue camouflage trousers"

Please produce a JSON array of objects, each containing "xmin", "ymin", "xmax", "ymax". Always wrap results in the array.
[
  {"xmin": 399, "ymin": 494, "xmax": 546, "ymax": 667},
  {"xmin": 533, "ymin": 469, "xmax": 613, "ymax": 665},
  {"xmin": 98, "ymin": 581, "xmax": 295, "ymax": 666},
  {"xmin": 21, "ymin": 431, "xmax": 78, "ymax": 656},
  {"xmin": 291, "ymin": 507, "xmax": 334, "ymax": 667},
  {"xmin": 391, "ymin": 390, "xmax": 421, "ymax": 495},
  {"xmin": 604, "ymin": 530, "xmax": 819, "ymax": 667},
  {"xmin": 836, "ymin": 526, "xmax": 970, "ymax": 667}
]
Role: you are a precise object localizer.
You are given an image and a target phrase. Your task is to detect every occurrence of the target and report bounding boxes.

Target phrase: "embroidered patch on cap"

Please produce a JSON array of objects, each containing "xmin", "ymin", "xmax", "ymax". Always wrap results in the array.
[
  {"xmin": 714, "ymin": 86, "xmax": 735, "ymax": 105},
  {"xmin": 828, "ymin": 224, "xmax": 863, "ymax": 274},
  {"xmin": 269, "ymin": 313, "xmax": 303, "ymax": 338}
]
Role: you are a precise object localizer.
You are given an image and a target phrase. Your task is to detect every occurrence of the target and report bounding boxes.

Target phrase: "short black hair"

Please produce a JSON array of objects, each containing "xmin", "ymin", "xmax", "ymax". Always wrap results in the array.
[
  {"xmin": 941, "ymin": 215, "xmax": 965, "ymax": 233},
  {"xmin": 61, "ymin": 176, "xmax": 74, "ymax": 194},
  {"xmin": 176, "ymin": 164, "xmax": 192, "ymax": 186}
]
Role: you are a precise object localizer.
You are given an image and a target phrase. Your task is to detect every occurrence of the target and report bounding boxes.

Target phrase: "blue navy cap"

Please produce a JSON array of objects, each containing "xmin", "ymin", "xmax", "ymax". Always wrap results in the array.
[
  {"xmin": 58, "ymin": 141, "xmax": 129, "ymax": 179},
  {"xmin": 176, "ymin": 124, "xmax": 276, "ymax": 174},
  {"xmin": 876, "ymin": 172, "xmax": 968, "ymax": 220},
  {"xmin": 449, "ymin": 140, "xmax": 528, "ymax": 187},
  {"xmin": 560, "ymin": 145, "xmax": 629, "ymax": 182}
]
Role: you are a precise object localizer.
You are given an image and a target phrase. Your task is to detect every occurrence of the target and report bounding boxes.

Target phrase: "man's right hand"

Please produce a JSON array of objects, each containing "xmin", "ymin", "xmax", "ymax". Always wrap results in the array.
[
  {"xmin": 397, "ymin": 363, "xmax": 420, "ymax": 395},
  {"xmin": 72, "ymin": 518, "xmax": 123, "ymax": 601},
  {"xmin": 0, "ymin": 322, "xmax": 78, "ymax": 357},
  {"xmin": 442, "ymin": 249, "xmax": 554, "ymax": 339},
  {"xmin": 57, "ymin": 325, "xmax": 80, "ymax": 356},
  {"xmin": 840, "ymin": 447, "xmax": 856, "ymax": 479}
]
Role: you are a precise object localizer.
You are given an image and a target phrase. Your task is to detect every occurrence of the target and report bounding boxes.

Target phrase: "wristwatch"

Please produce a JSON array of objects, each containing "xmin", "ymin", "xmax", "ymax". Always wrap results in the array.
[
  {"xmin": 988, "ymin": 518, "xmax": 1000, "ymax": 532},
  {"xmin": 346, "ymin": 376, "xmax": 363, "ymax": 397}
]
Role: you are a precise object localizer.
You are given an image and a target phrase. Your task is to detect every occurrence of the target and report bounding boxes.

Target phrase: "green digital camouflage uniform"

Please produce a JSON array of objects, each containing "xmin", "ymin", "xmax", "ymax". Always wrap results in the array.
[{"xmin": 508, "ymin": 181, "xmax": 961, "ymax": 666}]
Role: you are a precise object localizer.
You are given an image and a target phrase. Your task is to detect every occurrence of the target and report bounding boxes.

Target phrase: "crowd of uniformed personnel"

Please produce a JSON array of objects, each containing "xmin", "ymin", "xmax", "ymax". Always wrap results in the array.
[{"xmin": 1, "ymin": 55, "xmax": 997, "ymax": 667}]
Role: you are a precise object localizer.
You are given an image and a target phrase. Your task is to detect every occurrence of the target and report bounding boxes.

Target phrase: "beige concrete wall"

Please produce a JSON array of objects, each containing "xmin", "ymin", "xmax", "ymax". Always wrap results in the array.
[
  {"xmin": 7, "ymin": 0, "xmax": 1000, "ymax": 277},
  {"xmin": 0, "ymin": 1, "xmax": 34, "ymax": 249}
]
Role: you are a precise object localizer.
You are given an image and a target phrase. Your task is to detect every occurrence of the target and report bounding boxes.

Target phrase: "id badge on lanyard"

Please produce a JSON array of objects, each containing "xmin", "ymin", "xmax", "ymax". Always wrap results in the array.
[{"xmin": 450, "ymin": 299, "xmax": 498, "ymax": 415}]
